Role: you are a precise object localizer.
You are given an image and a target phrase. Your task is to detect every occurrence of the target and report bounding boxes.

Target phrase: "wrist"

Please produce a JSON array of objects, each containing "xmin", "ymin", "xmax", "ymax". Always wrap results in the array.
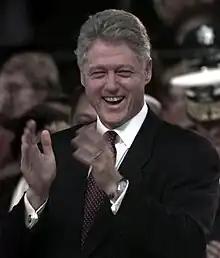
[
  {"xmin": 26, "ymin": 188, "xmax": 48, "ymax": 210},
  {"xmin": 107, "ymin": 177, "xmax": 128, "ymax": 203},
  {"xmin": 105, "ymin": 172, "xmax": 123, "ymax": 195}
]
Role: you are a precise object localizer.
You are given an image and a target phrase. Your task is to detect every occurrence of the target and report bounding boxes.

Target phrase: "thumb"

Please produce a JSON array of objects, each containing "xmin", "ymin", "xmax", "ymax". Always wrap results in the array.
[{"xmin": 41, "ymin": 130, "xmax": 53, "ymax": 156}]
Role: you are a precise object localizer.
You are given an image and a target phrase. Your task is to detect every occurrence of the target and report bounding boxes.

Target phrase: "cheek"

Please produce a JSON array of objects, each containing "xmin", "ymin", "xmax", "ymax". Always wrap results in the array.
[
  {"xmin": 123, "ymin": 79, "xmax": 145, "ymax": 98},
  {"xmin": 85, "ymin": 80, "xmax": 103, "ymax": 99}
]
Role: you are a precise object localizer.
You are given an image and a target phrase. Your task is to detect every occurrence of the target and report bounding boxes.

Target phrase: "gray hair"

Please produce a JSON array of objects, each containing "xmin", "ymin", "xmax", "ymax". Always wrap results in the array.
[{"xmin": 75, "ymin": 9, "xmax": 151, "ymax": 69}]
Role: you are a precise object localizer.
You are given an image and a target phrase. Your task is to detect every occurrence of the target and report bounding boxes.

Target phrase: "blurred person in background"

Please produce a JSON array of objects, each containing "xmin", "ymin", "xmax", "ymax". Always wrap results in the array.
[
  {"xmin": 71, "ymin": 85, "xmax": 96, "ymax": 126},
  {"xmin": 161, "ymin": 71, "xmax": 195, "ymax": 129},
  {"xmin": 161, "ymin": 5, "xmax": 220, "ymax": 255},
  {"xmin": 0, "ymin": 51, "xmax": 67, "ymax": 173},
  {"xmin": 144, "ymin": 94, "xmax": 162, "ymax": 116},
  {"xmin": 159, "ymin": 1, "xmax": 220, "ymax": 131},
  {"xmin": 153, "ymin": 0, "xmax": 215, "ymax": 26},
  {"xmin": 0, "ymin": 52, "xmax": 62, "ymax": 119},
  {"xmin": 173, "ymin": 84, "xmax": 220, "ymax": 258},
  {"xmin": 0, "ymin": 52, "xmax": 71, "ymax": 222}
]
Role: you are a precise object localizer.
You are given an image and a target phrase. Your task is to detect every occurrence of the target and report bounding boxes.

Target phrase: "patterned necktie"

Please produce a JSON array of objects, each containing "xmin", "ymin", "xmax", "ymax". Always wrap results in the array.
[{"xmin": 81, "ymin": 130, "xmax": 117, "ymax": 247}]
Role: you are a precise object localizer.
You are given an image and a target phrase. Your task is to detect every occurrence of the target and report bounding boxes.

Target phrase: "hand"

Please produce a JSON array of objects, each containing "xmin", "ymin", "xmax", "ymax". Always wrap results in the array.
[
  {"xmin": 207, "ymin": 241, "xmax": 220, "ymax": 258},
  {"xmin": 71, "ymin": 125, "xmax": 122, "ymax": 196},
  {"xmin": 21, "ymin": 120, "xmax": 56, "ymax": 209}
]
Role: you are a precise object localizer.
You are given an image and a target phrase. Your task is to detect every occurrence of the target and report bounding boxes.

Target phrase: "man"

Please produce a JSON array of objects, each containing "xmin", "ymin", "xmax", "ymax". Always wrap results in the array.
[{"xmin": 0, "ymin": 9, "xmax": 220, "ymax": 258}]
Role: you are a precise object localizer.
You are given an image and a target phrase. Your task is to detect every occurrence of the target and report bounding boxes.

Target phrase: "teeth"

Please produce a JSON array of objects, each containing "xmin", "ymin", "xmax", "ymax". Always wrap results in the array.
[{"xmin": 104, "ymin": 97, "xmax": 123, "ymax": 102}]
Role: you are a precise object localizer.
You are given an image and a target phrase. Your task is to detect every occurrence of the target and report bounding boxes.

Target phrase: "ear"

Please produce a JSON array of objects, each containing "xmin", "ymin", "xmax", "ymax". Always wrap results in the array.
[
  {"xmin": 144, "ymin": 58, "xmax": 152, "ymax": 85},
  {"xmin": 80, "ymin": 71, "xmax": 85, "ymax": 87}
]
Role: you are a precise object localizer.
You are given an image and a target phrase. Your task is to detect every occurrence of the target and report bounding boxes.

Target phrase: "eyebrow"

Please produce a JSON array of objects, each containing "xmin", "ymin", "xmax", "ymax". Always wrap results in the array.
[{"xmin": 88, "ymin": 64, "xmax": 134, "ymax": 71}]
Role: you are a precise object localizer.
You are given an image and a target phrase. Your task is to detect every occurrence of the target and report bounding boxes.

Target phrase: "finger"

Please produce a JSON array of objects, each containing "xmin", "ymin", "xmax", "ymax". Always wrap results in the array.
[
  {"xmin": 206, "ymin": 251, "xmax": 216, "ymax": 258},
  {"xmin": 76, "ymin": 122, "xmax": 95, "ymax": 134},
  {"xmin": 71, "ymin": 134, "xmax": 88, "ymax": 148},
  {"xmin": 207, "ymin": 244, "xmax": 220, "ymax": 257},
  {"xmin": 23, "ymin": 127, "xmax": 34, "ymax": 145},
  {"xmin": 75, "ymin": 128, "xmax": 104, "ymax": 150},
  {"xmin": 26, "ymin": 119, "xmax": 36, "ymax": 131},
  {"xmin": 21, "ymin": 142, "xmax": 31, "ymax": 173},
  {"xmin": 72, "ymin": 135, "xmax": 99, "ymax": 158},
  {"xmin": 41, "ymin": 130, "xmax": 53, "ymax": 156},
  {"xmin": 27, "ymin": 120, "xmax": 37, "ymax": 144},
  {"xmin": 73, "ymin": 147, "xmax": 95, "ymax": 166},
  {"xmin": 76, "ymin": 126, "xmax": 87, "ymax": 135},
  {"xmin": 210, "ymin": 241, "xmax": 220, "ymax": 253},
  {"xmin": 23, "ymin": 120, "xmax": 37, "ymax": 145}
]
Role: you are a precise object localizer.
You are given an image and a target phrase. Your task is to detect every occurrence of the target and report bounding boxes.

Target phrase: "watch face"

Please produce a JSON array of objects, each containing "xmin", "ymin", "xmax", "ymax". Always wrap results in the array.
[{"xmin": 118, "ymin": 180, "xmax": 128, "ymax": 192}]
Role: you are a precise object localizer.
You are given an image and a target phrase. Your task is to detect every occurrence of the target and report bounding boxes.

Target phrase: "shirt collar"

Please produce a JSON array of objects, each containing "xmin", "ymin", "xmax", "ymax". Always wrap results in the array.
[{"xmin": 96, "ymin": 103, "xmax": 148, "ymax": 148}]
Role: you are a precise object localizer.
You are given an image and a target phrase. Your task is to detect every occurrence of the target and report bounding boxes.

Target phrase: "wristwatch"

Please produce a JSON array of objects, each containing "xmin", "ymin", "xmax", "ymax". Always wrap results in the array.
[{"xmin": 108, "ymin": 178, "xmax": 128, "ymax": 203}]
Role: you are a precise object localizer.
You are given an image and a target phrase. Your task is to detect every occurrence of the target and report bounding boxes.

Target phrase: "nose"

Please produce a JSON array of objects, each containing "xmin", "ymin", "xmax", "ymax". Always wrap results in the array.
[{"xmin": 105, "ymin": 72, "xmax": 118, "ymax": 92}]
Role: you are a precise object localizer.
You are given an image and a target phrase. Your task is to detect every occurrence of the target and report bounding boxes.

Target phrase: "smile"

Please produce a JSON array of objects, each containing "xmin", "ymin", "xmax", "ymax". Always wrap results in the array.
[{"xmin": 103, "ymin": 96, "xmax": 124, "ymax": 105}]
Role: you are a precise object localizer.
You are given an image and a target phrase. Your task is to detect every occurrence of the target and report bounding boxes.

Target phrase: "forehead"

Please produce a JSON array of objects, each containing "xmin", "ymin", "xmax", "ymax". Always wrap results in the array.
[{"xmin": 85, "ymin": 40, "xmax": 142, "ymax": 70}]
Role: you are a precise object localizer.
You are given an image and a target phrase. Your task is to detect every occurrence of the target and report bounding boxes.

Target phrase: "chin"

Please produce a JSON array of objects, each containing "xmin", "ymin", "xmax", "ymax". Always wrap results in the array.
[{"xmin": 102, "ymin": 117, "xmax": 128, "ymax": 129}]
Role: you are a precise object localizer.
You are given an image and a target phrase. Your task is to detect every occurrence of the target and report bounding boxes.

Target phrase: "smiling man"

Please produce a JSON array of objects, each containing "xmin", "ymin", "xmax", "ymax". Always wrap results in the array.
[{"xmin": 1, "ymin": 9, "xmax": 220, "ymax": 258}]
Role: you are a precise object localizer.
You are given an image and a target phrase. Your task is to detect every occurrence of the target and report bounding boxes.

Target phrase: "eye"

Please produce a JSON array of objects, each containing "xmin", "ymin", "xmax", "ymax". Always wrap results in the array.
[
  {"xmin": 117, "ymin": 70, "xmax": 133, "ymax": 78},
  {"xmin": 91, "ymin": 71, "xmax": 106, "ymax": 79}
]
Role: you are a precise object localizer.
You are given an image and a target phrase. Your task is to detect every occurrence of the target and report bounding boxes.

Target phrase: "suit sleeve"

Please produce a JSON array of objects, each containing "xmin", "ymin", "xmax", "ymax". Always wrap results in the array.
[
  {"xmin": 0, "ymin": 199, "xmax": 33, "ymax": 258},
  {"xmin": 115, "ymin": 135, "xmax": 220, "ymax": 258},
  {"xmin": 209, "ymin": 197, "xmax": 220, "ymax": 241},
  {"xmin": 0, "ymin": 128, "xmax": 75, "ymax": 258}
]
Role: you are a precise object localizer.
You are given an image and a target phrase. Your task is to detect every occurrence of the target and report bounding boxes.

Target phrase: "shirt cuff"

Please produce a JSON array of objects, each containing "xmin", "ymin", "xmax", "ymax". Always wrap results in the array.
[
  {"xmin": 110, "ymin": 180, "xmax": 129, "ymax": 215},
  {"xmin": 24, "ymin": 193, "xmax": 47, "ymax": 229}
]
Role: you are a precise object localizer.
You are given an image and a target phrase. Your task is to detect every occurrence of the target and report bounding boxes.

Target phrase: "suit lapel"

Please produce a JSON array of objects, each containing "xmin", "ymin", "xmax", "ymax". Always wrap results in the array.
[
  {"xmin": 82, "ymin": 109, "xmax": 162, "ymax": 257},
  {"xmin": 119, "ymin": 109, "xmax": 162, "ymax": 186}
]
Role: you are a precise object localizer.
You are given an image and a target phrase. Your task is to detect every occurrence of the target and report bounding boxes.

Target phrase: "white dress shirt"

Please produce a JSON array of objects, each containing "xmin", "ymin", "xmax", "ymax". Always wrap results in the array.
[
  {"xmin": 10, "ymin": 176, "xmax": 28, "ymax": 211},
  {"xmin": 20, "ymin": 103, "xmax": 148, "ymax": 228}
]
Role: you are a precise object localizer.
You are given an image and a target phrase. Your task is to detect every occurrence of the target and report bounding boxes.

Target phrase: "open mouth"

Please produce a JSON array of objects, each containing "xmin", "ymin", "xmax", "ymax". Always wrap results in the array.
[{"xmin": 103, "ymin": 96, "xmax": 124, "ymax": 105}]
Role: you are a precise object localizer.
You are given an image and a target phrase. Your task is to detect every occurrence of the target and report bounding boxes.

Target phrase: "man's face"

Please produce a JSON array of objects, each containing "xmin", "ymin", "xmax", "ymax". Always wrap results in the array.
[
  {"xmin": 162, "ymin": 87, "xmax": 194, "ymax": 129},
  {"xmin": 72, "ymin": 93, "xmax": 97, "ymax": 126},
  {"xmin": 0, "ymin": 72, "xmax": 47, "ymax": 118},
  {"xmin": 80, "ymin": 40, "xmax": 151, "ymax": 129}
]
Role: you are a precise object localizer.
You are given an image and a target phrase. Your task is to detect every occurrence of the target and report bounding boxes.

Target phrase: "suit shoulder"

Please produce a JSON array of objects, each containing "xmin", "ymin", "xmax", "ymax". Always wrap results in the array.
[
  {"xmin": 155, "ymin": 122, "xmax": 220, "ymax": 181},
  {"xmin": 50, "ymin": 121, "xmax": 94, "ymax": 144},
  {"xmin": 162, "ymin": 121, "xmax": 214, "ymax": 148},
  {"xmin": 157, "ymin": 121, "xmax": 219, "ymax": 162},
  {"xmin": 51, "ymin": 126, "xmax": 76, "ymax": 143}
]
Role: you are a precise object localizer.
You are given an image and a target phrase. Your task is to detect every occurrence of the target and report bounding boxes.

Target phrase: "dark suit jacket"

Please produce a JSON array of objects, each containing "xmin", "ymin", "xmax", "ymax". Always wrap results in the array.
[
  {"xmin": 209, "ymin": 198, "xmax": 220, "ymax": 241},
  {"xmin": 1, "ymin": 110, "xmax": 220, "ymax": 258},
  {"xmin": 0, "ymin": 174, "xmax": 20, "ymax": 221}
]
